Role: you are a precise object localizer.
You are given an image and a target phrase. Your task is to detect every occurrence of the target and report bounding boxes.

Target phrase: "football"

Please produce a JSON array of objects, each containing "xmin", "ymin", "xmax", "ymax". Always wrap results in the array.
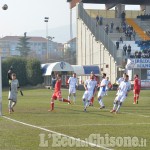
[{"xmin": 2, "ymin": 4, "xmax": 8, "ymax": 10}]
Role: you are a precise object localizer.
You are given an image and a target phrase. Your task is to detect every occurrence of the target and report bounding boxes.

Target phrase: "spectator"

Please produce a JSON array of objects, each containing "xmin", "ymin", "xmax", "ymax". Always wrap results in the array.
[
  {"xmin": 128, "ymin": 31, "xmax": 132, "ymax": 40},
  {"xmin": 121, "ymin": 11, "xmax": 126, "ymax": 23},
  {"xmin": 125, "ymin": 30, "xmax": 128, "ymax": 40},
  {"xmin": 123, "ymin": 44, "xmax": 127, "ymax": 56},
  {"xmin": 138, "ymin": 51, "xmax": 142, "ymax": 58},
  {"xmin": 104, "ymin": 24, "xmax": 109, "ymax": 35},
  {"xmin": 132, "ymin": 30, "xmax": 136, "ymax": 40},
  {"xmin": 110, "ymin": 22, "xmax": 114, "ymax": 32},
  {"xmin": 96, "ymin": 15, "xmax": 99, "ymax": 26},
  {"xmin": 127, "ymin": 44, "xmax": 131, "ymax": 57},
  {"xmin": 99, "ymin": 16, "xmax": 103, "ymax": 25},
  {"xmin": 135, "ymin": 51, "xmax": 139, "ymax": 58},
  {"xmin": 116, "ymin": 41, "xmax": 120, "ymax": 50},
  {"xmin": 116, "ymin": 26, "xmax": 120, "ymax": 32},
  {"xmin": 120, "ymin": 36, "xmax": 123, "ymax": 43},
  {"xmin": 122, "ymin": 24, "xmax": 126, "ymax": 33}
]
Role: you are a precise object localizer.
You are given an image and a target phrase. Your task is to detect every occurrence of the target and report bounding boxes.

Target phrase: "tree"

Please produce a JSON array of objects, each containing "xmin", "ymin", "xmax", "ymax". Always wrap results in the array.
[
  {"xmin": 2, "ymin": 57, "xmax": 27, "ymax": 86},
  {"xmin": 16, "ymin": 32, "xmax": 31, "ymax": 57},
  {"xmin": 2, "ymin": 57, "xmax": 43, "ymax": 87},
  {"xmin": 26, "ymin": 58, "xmax": 43, "ymax": 85}
]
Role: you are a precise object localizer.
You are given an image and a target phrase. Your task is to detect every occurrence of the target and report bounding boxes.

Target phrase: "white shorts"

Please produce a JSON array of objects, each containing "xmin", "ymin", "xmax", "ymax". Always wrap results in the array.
[
  {"xmin": 106, "ymin": 86, "xmax": 109, "ymax": 91},
  {"xmin": 97, "ymin": 90, "xmax": 105, "ymax": 98},
  {"xmin": 69, "ymin": 87, "xmax": 76, "ymax": 94},
  {"xmin": 82, "ymin": 91, "xmax": 93, "ymax": 101},
  {"xmin": 115, "ymin": 94, "xmax": 127, "ymax": 103}
]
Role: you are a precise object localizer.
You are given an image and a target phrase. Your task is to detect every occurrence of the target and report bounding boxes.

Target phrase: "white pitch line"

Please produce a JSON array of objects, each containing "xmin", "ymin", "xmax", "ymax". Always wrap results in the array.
[
  {"xmin": 3, "ymin": 116, "xmax": 113, "ymax": 150},
  {"xmin": 41, "ymin": 122, "xmax": 150, "ymax": 128},
  {"xmin": 121, "ymin": 112, "xmax": 150, "ymax": 118}
]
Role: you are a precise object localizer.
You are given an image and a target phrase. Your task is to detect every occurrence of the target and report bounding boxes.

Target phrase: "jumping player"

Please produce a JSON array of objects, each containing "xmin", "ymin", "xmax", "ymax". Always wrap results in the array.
[
  {"xmin": 82, "ymin": 73, "xmax": 97, "ymax": 112},
  {"xmin": 48, "ymin": 74, "xmax": 71, "ymax": 111},
  {"xmin": 110, "ymin": 74, "xmax": 131, "ymax": 113},
  {"xmin": 97, "ymin": 73, "xmax": 107, "ymax": 109},
  {"xmin": 68, "ymin": 73, "xmax": 78, "ymax": 104},
  {"xmin": 133, "ymin": 74, "xmax": 141, "ymax": 104}
]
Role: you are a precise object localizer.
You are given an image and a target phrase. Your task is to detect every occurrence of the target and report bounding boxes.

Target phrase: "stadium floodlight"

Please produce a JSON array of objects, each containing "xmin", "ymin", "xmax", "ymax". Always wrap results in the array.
[{"xmin": 0, "ymin": 57, "xmax": 2, "ymax": 116}]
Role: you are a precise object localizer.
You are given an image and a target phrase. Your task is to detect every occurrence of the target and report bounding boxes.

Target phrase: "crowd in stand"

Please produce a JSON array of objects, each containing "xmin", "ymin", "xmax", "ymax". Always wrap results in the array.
[
  {"xmin": 95, "ymin": 12, "xmax": 150, "ymax": 58},
  {"xmin": 129, "ymin": 40, "xmax": 150, "ymax": 58},
  {"xmin": 96, "ymin": 12, "xmax": 136, "ymax": 41},
  {"xmin": 96, "ymin": 14, "xmax": 115, "ymax": 35},
  {"xmin": 130, "ymin": 50, "xmax": 150, "ymax": 58},
  {"xmin": 136, "ymin": 40, "xmax": 150, "ymax": 49},
  {"xmin": 137, "ymin": 14, "xmax": 150, "ymax": 20},
  {"xmin": 118, "ymin": 20, "xmax": 136, "ymax": 41}
]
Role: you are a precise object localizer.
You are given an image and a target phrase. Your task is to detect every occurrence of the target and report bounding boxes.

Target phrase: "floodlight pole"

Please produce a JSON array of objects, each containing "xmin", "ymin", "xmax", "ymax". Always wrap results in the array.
[
  {"xmin": 47, "ymin": 36, "xmax": 54, "ymax": 62},
  {"xmin": 44, "ymin": 17, "xmax": 49, "ymax": 61}
]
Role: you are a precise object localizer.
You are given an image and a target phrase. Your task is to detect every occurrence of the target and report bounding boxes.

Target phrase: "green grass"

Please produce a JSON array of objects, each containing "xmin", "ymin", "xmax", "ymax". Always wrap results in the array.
[{"xmin": 0, "ymin": 88, "xmax": 150, "ymax": 150}]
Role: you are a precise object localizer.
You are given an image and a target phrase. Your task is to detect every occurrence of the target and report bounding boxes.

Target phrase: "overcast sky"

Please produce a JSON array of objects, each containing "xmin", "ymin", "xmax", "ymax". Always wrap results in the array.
[
  {"xmin": 0, "ymin": 0, "xmax": 140, "ymax": 38},
  {"xmin": 0, "ymin": 0, "xmax": 75, "ymax": 37}
]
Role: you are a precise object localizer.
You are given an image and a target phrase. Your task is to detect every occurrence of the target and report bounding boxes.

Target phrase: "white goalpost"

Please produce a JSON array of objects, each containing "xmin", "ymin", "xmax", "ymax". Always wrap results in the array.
[{"xmin": 0, "ymin": 56, "xmax": 2, "ymax": 116}]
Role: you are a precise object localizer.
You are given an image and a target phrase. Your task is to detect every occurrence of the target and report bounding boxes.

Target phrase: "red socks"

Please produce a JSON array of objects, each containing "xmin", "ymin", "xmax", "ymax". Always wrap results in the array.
[
  {"xmin": 51, "ymin": 102, "xmax": 54, "ymax": 110},
  {"xmin": 63, "ymin": 98, "xmax": 70, "ymax": 103},
  {"xmin": 91, "ymin": 97, "xmax": 94, "ymax": 104},
  {"xmin": 134, "ymin": 97, "xmax": 136, "ymax": 103}
]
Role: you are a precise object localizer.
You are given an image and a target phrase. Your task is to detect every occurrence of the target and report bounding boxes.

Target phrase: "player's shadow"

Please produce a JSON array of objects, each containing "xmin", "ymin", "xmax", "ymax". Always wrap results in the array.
[{"xmin": 56, "ymin": 107, "xmax": 113, "ymax": 118}]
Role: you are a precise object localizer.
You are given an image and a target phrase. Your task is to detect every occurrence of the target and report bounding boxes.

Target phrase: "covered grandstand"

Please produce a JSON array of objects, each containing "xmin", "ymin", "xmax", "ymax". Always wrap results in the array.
[{"xmin": 67, "ymin": 0, "xmax": 150, "ymax": 87}]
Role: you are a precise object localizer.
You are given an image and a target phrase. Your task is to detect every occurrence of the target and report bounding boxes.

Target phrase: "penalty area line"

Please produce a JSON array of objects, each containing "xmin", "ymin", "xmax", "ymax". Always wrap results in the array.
[
  {"xmin": 41, "ymin": 122, "xmax": 150, "ymax": 128},
  {"xmin": 3, "ymin": 116, "xmax": 113, "ymax": 150}
]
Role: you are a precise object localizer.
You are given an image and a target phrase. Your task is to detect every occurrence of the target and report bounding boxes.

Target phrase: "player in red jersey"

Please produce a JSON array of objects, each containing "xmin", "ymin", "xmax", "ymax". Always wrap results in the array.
[
  {"xmin": 133, "ymin": 74, "xmax": 141, "ymax": 104},
  {"xmin": 48, "ymin": 74, "xmax": 71, "ymax": 111}
]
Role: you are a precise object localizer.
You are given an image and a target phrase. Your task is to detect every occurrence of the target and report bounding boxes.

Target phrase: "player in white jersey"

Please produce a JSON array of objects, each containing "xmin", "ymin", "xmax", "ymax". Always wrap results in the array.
[
  {"xmin": 110, "ymin": 74, "xmax": 131, "ymax": 113},
  {"xmin": 105, "ymin": 77, "xmax": 111, "ymax": 96},
  {"xmin": 116, "ymin": 73, "xmax": 126, "ymax": 95},
  {"xmin": 82, "ymin": 74, "xmax": 97, "ymax": 112},
  {"xmin": 97, "ymin": 73, "xmax": 107, "ymax": 109},
  {"xmin": 89, "ymin": 71, "xmax": 98, "ymax": 106},
  {"xmin": 68, "ymin": 73, "xmax": 78, "ymax": 104}
]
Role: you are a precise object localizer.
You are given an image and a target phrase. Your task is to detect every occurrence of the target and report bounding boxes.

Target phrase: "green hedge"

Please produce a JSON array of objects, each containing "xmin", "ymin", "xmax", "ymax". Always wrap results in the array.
[
  {"xmin": 26, "ymin": 59, "xmax": 43, "ymax": 86},
  {"xmin": 2, "ymin": 57, "xmax": 43, "ymax": 87}
]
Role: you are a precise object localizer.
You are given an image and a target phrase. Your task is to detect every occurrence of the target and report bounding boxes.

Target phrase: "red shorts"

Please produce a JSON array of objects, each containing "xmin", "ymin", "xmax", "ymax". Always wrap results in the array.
[
  {"xmin": 134, "ymin": 89, "xmax": 140, "ymax": 95},
  {"xmin": 52, "ymin": 91, "xmax": 62, "ymax": 100}
]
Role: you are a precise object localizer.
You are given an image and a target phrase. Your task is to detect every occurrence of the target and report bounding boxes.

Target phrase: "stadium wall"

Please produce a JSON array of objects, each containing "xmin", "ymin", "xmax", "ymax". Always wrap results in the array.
[{"xmin": 77, "ymin": 16, "xmax": 117, "ymax": 83}]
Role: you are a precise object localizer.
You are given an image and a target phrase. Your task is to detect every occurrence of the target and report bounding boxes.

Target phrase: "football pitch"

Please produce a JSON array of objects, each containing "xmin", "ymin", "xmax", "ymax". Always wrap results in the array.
[{"xmin": 0, "ymin": 88, "xmax": 150, "ymax": 150}]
